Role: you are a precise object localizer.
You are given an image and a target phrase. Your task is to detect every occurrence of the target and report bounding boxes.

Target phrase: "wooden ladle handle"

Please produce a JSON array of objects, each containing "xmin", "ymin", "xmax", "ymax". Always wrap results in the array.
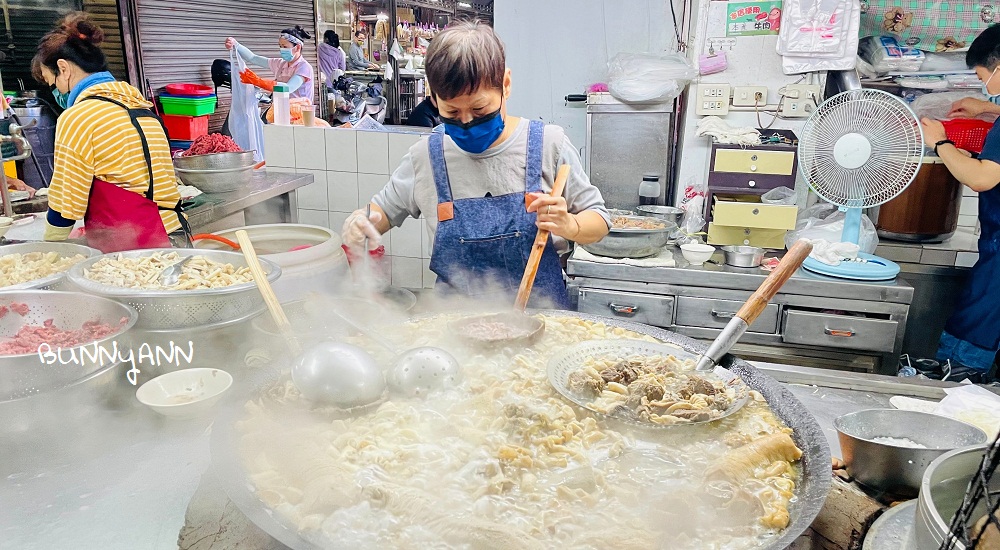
[
  {"xmin": 515, "ymin": 164, "xmax": 571, "ymax": 311},
  {"xmin": 735, "ymin": 239, "xmax": 813, "ymax": 325},
  {"xmin": 235, "ymin": 230, "xmax": 300, "ymax": 355}
]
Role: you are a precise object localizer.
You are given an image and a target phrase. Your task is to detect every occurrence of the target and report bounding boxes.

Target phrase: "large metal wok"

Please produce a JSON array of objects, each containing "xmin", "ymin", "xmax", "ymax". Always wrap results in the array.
[{"xmin": 211, "ymin": 310, "xmax": 831, "ymax": 550}]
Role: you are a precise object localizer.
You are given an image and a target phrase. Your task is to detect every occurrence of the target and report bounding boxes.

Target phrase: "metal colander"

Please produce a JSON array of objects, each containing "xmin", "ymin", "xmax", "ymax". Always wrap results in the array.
[
  {"xmin": 65, "ymin": 249, "xmax": 281, "ymax": 331},
  {"xmin": 548, "ymin": 339, "xmax": 750, "ymax": 429},
  {"xmin": 0, "ymin": 290, "xmax": 138, "ymax": 401},
  {"xmin": 0, "ymin": 242, "xmax": 101, "ymax": 291},
  {"xmin": 173, "ymin": 151, "xmax": 256, "ymax": 171}
]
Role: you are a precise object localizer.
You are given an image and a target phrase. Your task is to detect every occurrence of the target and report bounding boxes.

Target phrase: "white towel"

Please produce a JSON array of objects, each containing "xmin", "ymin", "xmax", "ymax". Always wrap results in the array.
[
  {"xmin": 808, "ymin": 239, "xmax": 859, "ymax": 266},
  {"xmin": 696, "ymin": 116, "xmax": 761, "ymax": 146},
  {"xmin": 574, "ymin": 246, "xmax": 676, "ymax": 267},
  {"xmin": 177, "ymin": 185, "xmax": 203, "ymax": 199}
]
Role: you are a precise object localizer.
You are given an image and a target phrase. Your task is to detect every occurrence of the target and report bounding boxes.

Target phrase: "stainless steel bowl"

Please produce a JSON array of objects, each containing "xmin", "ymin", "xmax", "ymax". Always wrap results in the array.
[
  {"xmin": 66, "ymin": 249, "xmax": 282, "ymax": 331},
  {"xmin": 607, "ymin": 209, "xmax": 635, "ymax": 218},
  {"xmin": 0, "ymin": 290, "xmax": 138, "ymax": 401},
  {"xmin": 636, "ymin": 205, "xmax": 683, "ymax": 225},
  {"xmin": 835, "ymin": 409, "xmax": 988, "ymax": 497},
  {"xmin": 582, "ymin": 217, "xmax": 676, "ymax": 259},
  {"xmin": 722, "ymin": 245, "xmax": 766, "ymax": 268},
  {"xmin": 915, "ymin": 444, "xmax": 994, "ymax": 550},
  {"xmin": 173, "ymin": 151, "xmax": 256, "ymax": 170},
  {"xmin": 0, "ymin": 242, "xmax": 101, "ymax": 290},
  {"xmin": 174, "ymin": 165, "xmax": 254, "ymax": 193}
]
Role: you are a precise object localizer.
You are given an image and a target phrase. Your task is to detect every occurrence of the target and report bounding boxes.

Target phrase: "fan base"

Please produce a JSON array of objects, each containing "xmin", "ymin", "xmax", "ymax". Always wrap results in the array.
[{"xmin": 802, "ymin": 253, "xmax": 900, "ymax": 281}]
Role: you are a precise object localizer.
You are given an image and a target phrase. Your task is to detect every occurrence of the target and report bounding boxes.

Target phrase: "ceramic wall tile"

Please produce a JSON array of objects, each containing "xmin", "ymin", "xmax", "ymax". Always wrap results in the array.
[
  {"xmin": 292, "ymin": 126, "xmax": 327, "ymax": 170},
  {"xmin": 328, "ymin": 171, "xmax": 360, "ymax": 213},
  {"xmin": 262, "ymin": 125, "xmax": 295, "ymax": 168},
  {"xmin": 357, "ymin": 173, "xmax": 389, "ymax": 206},
  {"xmin": 388, "ymin": 132, "xmax": 424, "ymax": 170},
  {"xmin": 356, "ymin": 131, "xmax": 390, "ymax": 175},
  {"xmin": 958, "ymin": 214, "xmax": 979, "ymax": 228},
  {"xmin": 421, "ymin": 218, "xmax": 433, "ymax": 258},
  {"xmin": 960, "ymin": 196, "xmax": 979, "ymax": 216},
  {"xmin": 956, "ymin": 252, "xmax": 980, "ymax": 268},
  {"xmin": 393, "ymin": 217, "xmax": 423, "ymax": 258},
  {"xmin": 294, "ymin": 170, "xmax": 329, "ymax": 211},
  {"xmin": 329, "ymin": 211, "xmax": 351, "ymax": 236},
  {"xmin": 391, "ymin": 256, "xmax": 423, "ymax": 289},
  {"xmin": 325, "ymin": 128, "xmax": 359, "ymax": 172},
  {"xmin": 297, "ymin": 209, "xmax": 329, "ymax": 229}
]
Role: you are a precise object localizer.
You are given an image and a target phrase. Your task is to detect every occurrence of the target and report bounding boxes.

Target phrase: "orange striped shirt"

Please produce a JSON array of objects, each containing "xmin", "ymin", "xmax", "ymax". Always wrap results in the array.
[{"xmin": 49, "ymin": 81, "xmax": 183, "ymax": 233}]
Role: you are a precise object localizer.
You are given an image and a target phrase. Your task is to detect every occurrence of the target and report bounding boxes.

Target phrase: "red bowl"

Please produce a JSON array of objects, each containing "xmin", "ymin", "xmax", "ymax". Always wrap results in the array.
[{"xmin": 165, "ymin": 83, "xmax": 214, "ymax": 97}]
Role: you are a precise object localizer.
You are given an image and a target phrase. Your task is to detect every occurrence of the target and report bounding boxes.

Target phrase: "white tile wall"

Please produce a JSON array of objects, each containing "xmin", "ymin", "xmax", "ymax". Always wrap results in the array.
[
  {"xmin": 326, "ymin": 129, "xmax": 359, "ymax": 172},
  {"xmin": 295, "ymin": 170, "xmax": 329, "ymax": 211},
  {"xmin": 959, "ymin": 214, "xmax": 979, "ymax": 229},
  {"xmin": 263, "ymin": 125, "xmax": 295, "ymax": 168},
  {"xmin": 960, "ymin": 196, "xmax": 979, "ymax": 217},
  {"xmin": 292, "ymin": 126, "xmax": 327, "ymax": 170},
  {"xmin": 956, "ymin": 252, "xmax": 980, "ymax": 268},
  {"xmin": 357, "ymin": 131, "xmax": 390, "ymax": 175},
  {"xmin": 287, "ymin": 126, "xmax": 434, "ymax": 290},
  {"xmin": 328, "ymin": 171, "xmax": 359, "ymax": 213}
]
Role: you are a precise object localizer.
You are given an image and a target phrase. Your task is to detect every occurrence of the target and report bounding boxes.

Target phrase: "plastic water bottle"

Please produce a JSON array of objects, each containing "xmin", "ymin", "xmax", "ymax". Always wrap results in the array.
[
  {"xmin": 273, "ymin": 84, "xmax": 291, "ymax": 126},
  {"xmin": 639, "ymin": 174, "xmax": 660, "ymax": 206}
]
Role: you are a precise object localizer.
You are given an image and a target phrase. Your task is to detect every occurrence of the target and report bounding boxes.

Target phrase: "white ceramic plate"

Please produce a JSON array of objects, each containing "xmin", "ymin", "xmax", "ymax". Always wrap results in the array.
[{"xmin": 136, "ymin": 368, "xmax": 233, "ymax": 419}]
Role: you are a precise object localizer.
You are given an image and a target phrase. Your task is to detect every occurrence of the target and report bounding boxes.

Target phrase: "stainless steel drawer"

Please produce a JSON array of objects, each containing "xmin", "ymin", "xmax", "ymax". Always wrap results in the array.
[
  {"xmin": 782, "ymin": 310, "xmax": 899, "ymax": 353},
  {"xmin": 576, "ymin": 289, "xmax": 674, "ymax": 328},
  {"xmin": 674, "ymin": 296, "xmax": 779, "ymax": 334}
]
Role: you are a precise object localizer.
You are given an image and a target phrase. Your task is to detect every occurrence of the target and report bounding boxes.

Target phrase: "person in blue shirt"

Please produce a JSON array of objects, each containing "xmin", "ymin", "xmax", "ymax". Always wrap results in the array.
[{"xmin": 920, "ymin": 24, "xmax": 1000, "ymax": 377}]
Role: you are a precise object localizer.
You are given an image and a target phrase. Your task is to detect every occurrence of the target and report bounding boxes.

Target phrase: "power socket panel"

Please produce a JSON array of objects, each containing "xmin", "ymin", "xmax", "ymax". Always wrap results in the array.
[
  {"xmin": 732, "ymin": 86, "xmax": 768, "ymax": 107},
  {"xmin": 781, "ymin": 84, "xmax": 822, "ymax": 117},
  {"xmin": 695, "ymin": 84, "xmax": 731, "ymax": 116}
]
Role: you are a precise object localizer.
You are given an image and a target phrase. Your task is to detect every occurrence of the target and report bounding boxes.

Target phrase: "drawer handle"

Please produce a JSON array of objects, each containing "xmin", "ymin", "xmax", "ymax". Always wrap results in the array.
[
  {"xmin": 711, "ymin": 310, "xmax": 736, "ymax": 319},
  {"xmin": 825, "ymin": 328, "xmax": 855, "ymax": 338},
  {"xmin": 609, "ymin": 303, "xmax": 639, "ymax": 316}
]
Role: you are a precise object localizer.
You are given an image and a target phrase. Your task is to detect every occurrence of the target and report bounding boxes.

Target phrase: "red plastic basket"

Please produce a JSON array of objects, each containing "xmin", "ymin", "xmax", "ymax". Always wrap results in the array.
[
  {"xmin": 942, "ymin": 118, "xmax": 994, "ymax": 154},
  {"xmin": 162, "ymin": 114, "xmax": 209, "ymax": 141},
  {"xmin": 165, "ymin": 83, "xmax": 214, "ymax": 97}
]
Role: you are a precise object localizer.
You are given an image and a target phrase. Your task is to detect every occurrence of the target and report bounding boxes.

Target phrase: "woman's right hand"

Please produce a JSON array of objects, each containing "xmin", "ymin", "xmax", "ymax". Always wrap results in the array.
[
  {"xmin": 342, "ymin": 208, "xmax": 383, "ymax": 250},
  {"xmin": 225, "ymin": 37, "xmax": 238, "ymax": 51}
]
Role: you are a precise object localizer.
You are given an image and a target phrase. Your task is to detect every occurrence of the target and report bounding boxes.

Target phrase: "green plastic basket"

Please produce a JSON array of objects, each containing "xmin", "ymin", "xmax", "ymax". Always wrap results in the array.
[{"xmin": 159, "ymin": 95, "xmax": 217, "ymax": 117}]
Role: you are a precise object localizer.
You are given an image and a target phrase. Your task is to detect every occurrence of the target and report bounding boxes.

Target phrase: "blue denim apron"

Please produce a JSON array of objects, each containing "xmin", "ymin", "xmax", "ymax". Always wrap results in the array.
[
  {"xmin": 938, "ymin": 186, "xmax": 1000, "ymax": 370},
  {"xmin": 427, "ymin": 119, "xmax": 571, "ymax": 309}
]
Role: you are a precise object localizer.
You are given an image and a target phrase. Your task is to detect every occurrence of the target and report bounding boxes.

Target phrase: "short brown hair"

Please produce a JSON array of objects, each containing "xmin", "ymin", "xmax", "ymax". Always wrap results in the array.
[
  {"xmin": 32, "ymin": 12, "xmax": 107, "ymax": 82},
  {"xmin": 424, "ymin": 20, "xmax": 504, "ymax": 101}
]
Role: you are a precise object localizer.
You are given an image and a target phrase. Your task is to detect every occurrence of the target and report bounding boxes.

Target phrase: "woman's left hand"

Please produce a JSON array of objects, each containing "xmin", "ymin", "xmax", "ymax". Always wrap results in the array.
[
  {"xmin": 921, "ymin": 118, "xmax": 948, "ymax": 147},
  {"xmin": 527, "ymin": 192, "xmax": 580, "ymax": 240}
]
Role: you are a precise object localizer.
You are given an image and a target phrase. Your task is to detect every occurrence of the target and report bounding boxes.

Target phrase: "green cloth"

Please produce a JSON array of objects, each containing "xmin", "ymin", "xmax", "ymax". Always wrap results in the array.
[{"xmin": 859, "ymin": 0, "xmax": 994, "ymax": 52}]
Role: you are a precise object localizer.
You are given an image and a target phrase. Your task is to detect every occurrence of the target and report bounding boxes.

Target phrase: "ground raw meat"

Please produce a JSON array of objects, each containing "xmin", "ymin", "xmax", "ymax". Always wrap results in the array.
[
  {"xmin": 0, "ymin": 317, "xmax": 128, "ymax": 355},
  {"xmin": 185, "ymin": 134, "xmax": 242, "ymax": 156},
  {"xmin": 0, "ymin": 302, "xmax": 28, "ymax": 320}
]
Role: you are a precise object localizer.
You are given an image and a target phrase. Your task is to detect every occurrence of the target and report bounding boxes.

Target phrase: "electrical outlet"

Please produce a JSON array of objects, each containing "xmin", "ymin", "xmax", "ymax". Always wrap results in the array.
[
  {"xmin": 695, "ymin": 84, "xmax": 731, "ymax": 116},
  {"xmin": 780, "ymin": 84, "xmax": 822, "ymax": 118},
  {"xmin": 732, "ymin": 86, "xmax": 768, "ymax": 107}
]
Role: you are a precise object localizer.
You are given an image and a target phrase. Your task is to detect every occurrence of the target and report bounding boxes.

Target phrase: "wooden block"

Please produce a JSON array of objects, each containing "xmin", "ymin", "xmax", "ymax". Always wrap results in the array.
[{"xmin": 809, "ymin": 476, "xmax": 887, "ymax": 550}]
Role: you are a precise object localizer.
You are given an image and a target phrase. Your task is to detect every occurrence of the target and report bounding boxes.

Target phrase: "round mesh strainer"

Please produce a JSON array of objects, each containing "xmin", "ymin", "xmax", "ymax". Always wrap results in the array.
[{"xmin": 548, "ymin": 339, "xmax": 749, "ymax": 429}]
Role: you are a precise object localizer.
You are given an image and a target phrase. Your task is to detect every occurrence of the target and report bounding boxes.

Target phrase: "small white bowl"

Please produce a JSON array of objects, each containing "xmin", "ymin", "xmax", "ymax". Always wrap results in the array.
[
  {"xmin": 680, "ymin": 243, "xmax": 716, "ymax": 266},
  {"xmin": 136, "ymin": 368, "xmax": 233, "ymax": 419}
]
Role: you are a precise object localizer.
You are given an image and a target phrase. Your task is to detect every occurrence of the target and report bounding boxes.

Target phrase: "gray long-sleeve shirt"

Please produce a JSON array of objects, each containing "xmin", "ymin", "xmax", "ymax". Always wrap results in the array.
[{"xmin": 348, "ymin": 43, "xmax": 370, "ymax": 71}]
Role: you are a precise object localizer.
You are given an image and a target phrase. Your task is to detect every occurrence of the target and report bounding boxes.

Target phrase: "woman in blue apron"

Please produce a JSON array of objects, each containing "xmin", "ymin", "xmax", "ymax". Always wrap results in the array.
[
  {"xmin": 921, "ymin": 25, "xmax": 1000, "ymax": 375},
  {"xmin": 342, "ymin": 21, "xmax": 610, "ymax": 309}
]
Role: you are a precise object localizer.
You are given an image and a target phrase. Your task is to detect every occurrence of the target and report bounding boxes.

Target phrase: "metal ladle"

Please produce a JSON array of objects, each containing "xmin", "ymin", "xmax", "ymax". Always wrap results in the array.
[
  {"xmin": 318, "ymin": 305, "xmax": 461, "ymax": 398},
  {"xmin": 235, "ymin": 230, "xmax": 386, "ymax": 408}
]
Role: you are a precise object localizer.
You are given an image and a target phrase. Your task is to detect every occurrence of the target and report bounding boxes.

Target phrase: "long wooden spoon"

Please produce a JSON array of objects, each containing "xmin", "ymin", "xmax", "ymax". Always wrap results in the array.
[{"xmin": 515, "ymin": 164, "xmax": 570, "ymax": 310}]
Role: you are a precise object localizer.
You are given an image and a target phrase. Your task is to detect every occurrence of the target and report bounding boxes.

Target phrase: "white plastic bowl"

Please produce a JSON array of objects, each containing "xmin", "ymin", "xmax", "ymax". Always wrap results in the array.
[
  {"xmin": 136, "ymin": 368, "xmax": 233, "ymax": 419},
  {"xmin": 680, "ymin": 243, "xmax": 716, "ymax": 266}
]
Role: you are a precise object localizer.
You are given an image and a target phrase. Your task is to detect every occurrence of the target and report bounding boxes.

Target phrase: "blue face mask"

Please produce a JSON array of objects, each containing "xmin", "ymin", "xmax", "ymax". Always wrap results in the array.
[
  {"xmin": 280, "ymin": 48, "xmax": 295, "ymax": 62},
  {"xmin": 441, "ymin": 108, "xmax": 504, "ymax": 154},
  {"xmin": 52, "ymin": 86, "xmax": 69, "ymax": 109}
]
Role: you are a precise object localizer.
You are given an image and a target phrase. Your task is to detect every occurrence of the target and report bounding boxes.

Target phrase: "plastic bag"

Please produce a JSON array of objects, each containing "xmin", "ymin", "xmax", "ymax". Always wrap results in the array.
[
  {"xmin": 676, "ymin": 177, "xmax": 708, "ymax": 245},
  {"xmin": 784, "ymin": 203, "xmax": 878, "ymax": 253},
  {"xmin": 761, "ymin": 186, "xmax": 796, "ymax": 205},
  {"xmin": 607, "ymin": 53, "xmax": 696, "ymax": 104},
  {"xmin": 779, "ymin": 0, "xmax": 860, "ymax": 75},
  {"xmin": 935, "ymin": 385, "xmax": 1000, "ymax": 439},
  {"xmin": 911, "ymin": 90, "xmax": 994, "ymax": 121},
  {"xmin": 227, "ymin": 48, "xmax": 266, "ymax": 162},
  {"xmin": 858, "ymin": 36, "xmax": 925, "ymax": 73}
]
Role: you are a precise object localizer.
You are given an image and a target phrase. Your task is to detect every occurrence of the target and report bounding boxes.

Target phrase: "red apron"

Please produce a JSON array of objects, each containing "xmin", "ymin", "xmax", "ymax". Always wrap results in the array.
[{"xmin": 77, "ymin": 95, "xmax": 188, "ymax": 253}]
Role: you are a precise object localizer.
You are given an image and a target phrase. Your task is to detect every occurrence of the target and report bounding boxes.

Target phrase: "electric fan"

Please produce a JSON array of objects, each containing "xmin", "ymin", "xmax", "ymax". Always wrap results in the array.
[{"xmin": 797, "ymin": 88, "xmax": 924, "ymax": 280}]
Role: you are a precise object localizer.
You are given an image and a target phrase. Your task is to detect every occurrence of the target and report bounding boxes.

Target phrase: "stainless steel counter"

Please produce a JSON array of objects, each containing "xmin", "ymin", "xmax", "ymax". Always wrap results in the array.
[
  {"xmin": 183, "ymin": 171, "xmax": 313, "ymax": 232},
  {"xmin": 0, "ymin": 363, "xmax": 966, "ymax": 549},
  {"xmin": 568, "ymin": 248, "xmax": 915, "ymax": 374}
]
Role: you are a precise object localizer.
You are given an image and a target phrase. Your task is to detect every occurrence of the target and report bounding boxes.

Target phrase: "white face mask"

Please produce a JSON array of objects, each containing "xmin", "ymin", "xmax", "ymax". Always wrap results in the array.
[{"xmin": 982, "ymin": 68, "xmax": 1000, "ymax": 104}]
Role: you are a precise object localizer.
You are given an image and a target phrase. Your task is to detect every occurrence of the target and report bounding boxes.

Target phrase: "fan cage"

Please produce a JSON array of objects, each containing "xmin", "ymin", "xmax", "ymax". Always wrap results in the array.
[
  {"xmin": 941, "ymin": 433, "xmax": 1000, "ymax": 549},
  {"xmin": 799, "ymin": 89, "xmax": 924, "ymax": 209}
]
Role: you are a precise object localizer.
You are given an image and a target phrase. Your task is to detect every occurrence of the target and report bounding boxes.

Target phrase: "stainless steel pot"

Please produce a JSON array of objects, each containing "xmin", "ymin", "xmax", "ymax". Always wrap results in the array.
[
  {"xmin": 173, "ymin": 151, "xmax": 256, "ymax": 170},
  {"xmin": 835, "ymin": 409, "xmax": 988, "ymax": 497},
  {"xmin": 914, "ymin": 444, "xmax": 994, "ymax": 550},
  {"xmin": 211, "ymin": 310, "xmax": 831, "ymax": 550},
  {"xmin": 722, "ymin": 245, "xmax": 766, "ymax": 268},
  {"xmin": 173, "ymin": 165, "xmax": 254, "ymax": 193},
  {"xmin": 582, "ymin": 217, "xmax": 676, "ymax": 258},
  {"xmin": 636, "ymin": 205, "xmax": 683, "ymax": 225}
]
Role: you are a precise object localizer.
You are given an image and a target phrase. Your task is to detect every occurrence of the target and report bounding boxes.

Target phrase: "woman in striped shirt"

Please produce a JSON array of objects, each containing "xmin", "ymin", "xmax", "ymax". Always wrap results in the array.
[{"xmin": 33, "ymin": 12, "xmax": 189, "ymax": 253}]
